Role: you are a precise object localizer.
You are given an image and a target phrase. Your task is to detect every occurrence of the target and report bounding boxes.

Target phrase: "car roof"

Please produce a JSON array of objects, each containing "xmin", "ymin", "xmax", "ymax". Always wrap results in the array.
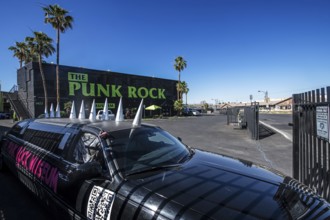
[{"xmin": 31, "ymin": 118, "xmax": 156, "ymax": 132}]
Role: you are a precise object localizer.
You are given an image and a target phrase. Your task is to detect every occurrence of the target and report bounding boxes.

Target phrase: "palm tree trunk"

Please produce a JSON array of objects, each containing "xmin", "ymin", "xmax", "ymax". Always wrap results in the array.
[
  {"xmin": 38, "ymin": 56, "xmax": 48, "ymax": 113},
  {"xmin": 56, "ymin": 28, "xmax": 60, "ymax": 105},
  {"xmin": 177, "ymin": 71, "xmax": 181, "ymax": 100}
]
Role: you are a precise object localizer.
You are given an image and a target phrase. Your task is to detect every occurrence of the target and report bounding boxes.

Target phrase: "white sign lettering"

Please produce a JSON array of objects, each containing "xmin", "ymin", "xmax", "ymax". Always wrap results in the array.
[{"xmin": 316, "ymin": 106, "xmax": 329, "ymax": 141}]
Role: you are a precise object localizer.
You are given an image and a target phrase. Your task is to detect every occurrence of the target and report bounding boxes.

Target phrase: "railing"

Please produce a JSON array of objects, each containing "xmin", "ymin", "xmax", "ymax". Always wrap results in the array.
[
  {"xmin": 9, "ymin": 85, "xmax": 18, "ymax": 93},
  {"xmin": 226, "ymin": 107, "xmax": 241, "ymax": 125},
  {"xmin": 292, "ymin": 86, "xmax": 330, "ymax": 202},
  {"xmin": 17, "ymin": 92, "xmax": 33, "ymax": 118}
]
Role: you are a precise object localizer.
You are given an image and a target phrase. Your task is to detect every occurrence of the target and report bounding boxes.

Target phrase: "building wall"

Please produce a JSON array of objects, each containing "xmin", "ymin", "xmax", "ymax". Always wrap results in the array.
[
  {"xmin": 18, "ymin": 62, "xmax": 177, "ymax": 117},
  {"xmin": 17, "ymin": 62, "xmax": 36, "ymax": 117}
]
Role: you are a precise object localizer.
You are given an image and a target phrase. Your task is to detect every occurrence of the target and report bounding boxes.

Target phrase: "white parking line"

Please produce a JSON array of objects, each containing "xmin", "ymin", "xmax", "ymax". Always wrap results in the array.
[{"xmin": 259, "ymin": 120, "xmax": 293, "ymax": 142}]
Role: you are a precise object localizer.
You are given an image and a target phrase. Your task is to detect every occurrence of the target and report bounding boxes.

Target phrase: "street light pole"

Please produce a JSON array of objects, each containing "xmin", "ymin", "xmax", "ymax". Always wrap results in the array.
[
  {"xmin": 211, "ymin": 98, "xmax": 218, "ymax": 110},
  {"xmin": 258, "ymin": 90, "xmax": 269, "ymax": 109}
]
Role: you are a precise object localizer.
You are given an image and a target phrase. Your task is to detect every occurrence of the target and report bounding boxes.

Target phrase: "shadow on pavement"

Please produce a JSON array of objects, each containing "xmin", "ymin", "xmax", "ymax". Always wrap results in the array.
[{"xmin": 259, "ymin": 124, "xmax": 275, "ymax": 139}]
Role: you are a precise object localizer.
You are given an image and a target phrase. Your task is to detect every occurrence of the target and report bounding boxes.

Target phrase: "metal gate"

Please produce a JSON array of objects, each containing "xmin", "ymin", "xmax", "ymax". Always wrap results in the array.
[
  {"xmin": 292, "ymin": 86, "xmax": 330, "ymax": 202},
  {"xmin": 245, "ymin": 102, "xmax": 259, "ymax": 140},
  {"xmin": 226, "ymin": 103, "xmax": 259, "ymax": 140}
]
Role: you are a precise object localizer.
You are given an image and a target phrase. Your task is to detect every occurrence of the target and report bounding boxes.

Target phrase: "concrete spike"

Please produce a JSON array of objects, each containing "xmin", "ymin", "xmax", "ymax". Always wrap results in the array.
[
  {"xmin": 49, "ymin": 103, "xmax": 55, "ymax": 118},
  {"xmin": 132, "ymin": 99, "xmax": 144, "ymax": 127},
  {"xmin": 78, "ymin": 100, "xmax": 86, "ymax": 119},
  {"xmin": 89, "ymin": 99, "xmax": 96, "ymax": 121},
  {"xmin": 69, "ymin": 101, "xmax": 76, "ymax": 119},
  {"xmin": 55, "ymin": 102, "xmax": 61, "ymax": 118},
  {"xmin": 115, "ymin": 97, "xmax": 124, "ymax": 122},
  {"xmin": 103, "ymin": 98, "xmax": 109, "ymax": 120}
]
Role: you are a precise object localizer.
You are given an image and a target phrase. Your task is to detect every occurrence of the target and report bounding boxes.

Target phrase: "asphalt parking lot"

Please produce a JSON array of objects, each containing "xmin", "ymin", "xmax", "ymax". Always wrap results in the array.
[
  {"xmin": 0, "ymin": 114, "xmax": 293, "ymax": 219},
  {"xmin": 151, "ymin": 114, "xmax": 292, "ymax": 176}
]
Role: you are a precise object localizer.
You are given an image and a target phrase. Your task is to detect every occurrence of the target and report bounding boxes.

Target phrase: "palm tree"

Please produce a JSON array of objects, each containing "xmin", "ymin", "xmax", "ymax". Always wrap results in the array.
[
  {"xmin": 24, "ymin": 46, "xmax": 39, "ymax": 63},
  {"xmin": 43, "ymin": 4, "xmax": 73, "ymax": 108},
  {"xmin": 26, "ymin": 32, "xmax": 55, "ymax": 117},
  {"xmin": 181, "ymin": 81, "xmax": 189, "ymax": 106},
  {"xmin": 8, "ymin": 42, "xmax": 28, "ymax": 68},
  {"xmin": 176, "ymin": 81, "xmax": 189, "ymax": 105},
  {"xmin": 174, "ymin": 56, "xmax": 187, "ymax": 100}
]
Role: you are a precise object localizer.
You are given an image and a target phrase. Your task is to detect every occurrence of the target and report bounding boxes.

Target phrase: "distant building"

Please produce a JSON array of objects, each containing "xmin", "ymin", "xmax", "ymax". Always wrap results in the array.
[
  {"xmin": 218, "ymin": 98, "xmax": 292, "ymax": 112},
  {"xmin": 7, "ymin": 62, "xmax": 177, "ymax": 119},
  {"xmin": 0, "ymin": 90, "xmax": 12, "ymax": 114},
  {"xmin": 273, "ymin": 97, "xmax": 292, "ymax": 110}
]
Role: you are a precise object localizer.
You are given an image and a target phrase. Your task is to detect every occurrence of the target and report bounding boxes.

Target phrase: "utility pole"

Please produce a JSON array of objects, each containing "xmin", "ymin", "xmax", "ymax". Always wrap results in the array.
[{"xmin": 258, "ymin": 90, "xmax": 269, "ymax": 109}]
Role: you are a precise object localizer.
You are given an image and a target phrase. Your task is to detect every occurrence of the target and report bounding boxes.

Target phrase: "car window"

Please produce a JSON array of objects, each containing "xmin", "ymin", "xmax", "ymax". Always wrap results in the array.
[
  {"xmin": 73, "ymin": 132, "xmax": 104, "ymax": 165},
  {"xmin": 148, "ymin": 132, "xmax": 175, "ymax": 145},
  {"xmin": 22, "ymin": 128, "xmax": 64, "ymax": 155},
  {"xmin": 107, "ymin": 126, "xmax": 190, "ymax": 177}
]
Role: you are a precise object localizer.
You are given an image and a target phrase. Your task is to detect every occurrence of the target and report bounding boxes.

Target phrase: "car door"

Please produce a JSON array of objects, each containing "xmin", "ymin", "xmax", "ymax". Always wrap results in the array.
[{"xmin": 62, "ymin": 128, "xmax": 116, "ymax": 219}]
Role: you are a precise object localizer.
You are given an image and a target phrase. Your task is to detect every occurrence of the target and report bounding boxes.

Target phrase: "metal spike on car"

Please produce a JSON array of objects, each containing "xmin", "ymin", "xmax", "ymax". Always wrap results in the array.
[
  {"xmin": 132, "ymin": 99, "xmax": 144, "ymax": 127},
  {"xmin": 103, "ymin": 98, "xmax": 109, "ymax": 120},
  {"xmin": 44, "ymin": 106, "xmax": 49, "ymax": 118},
  {"xmin": 115, "ymin": 97, "xmax": 124, "ymax": 122},
  {"xmin": 69, "ymin": 101, "xmax": 76, "ymax": 119},
  {"xmin": 78, "ymin": 100, "xmax": 85, "ymax": 119},
  {"xmin": 49, "ymin": 103, "xmax": 55, "ymax": 118},
  {"xmin": 89, "ymin": 99, "xmax": 96, "ymax": 121},
  {"xmin": 55, "ymin": 102, "xmax": 61, "ymax": 118}
]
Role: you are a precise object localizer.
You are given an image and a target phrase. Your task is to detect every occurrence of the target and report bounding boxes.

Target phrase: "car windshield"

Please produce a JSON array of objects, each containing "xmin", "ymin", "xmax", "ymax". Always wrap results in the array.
[{"xmin": 106, "ymin": 126, "xmax": 191, "ymax": 177}]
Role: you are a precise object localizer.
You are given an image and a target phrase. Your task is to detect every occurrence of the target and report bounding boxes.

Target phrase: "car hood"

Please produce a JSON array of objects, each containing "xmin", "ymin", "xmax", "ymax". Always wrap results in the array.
[{"xmin": 125, "ymin": 150, "xmax": 330, "ymax": 219}]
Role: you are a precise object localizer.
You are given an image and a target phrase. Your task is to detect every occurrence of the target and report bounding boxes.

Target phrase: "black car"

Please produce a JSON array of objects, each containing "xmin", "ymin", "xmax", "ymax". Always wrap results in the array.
[
  {"xmin": 0, "ymin": 112, "xmax": 10, "ymax": 119},
  {"xmin": 182, "ymin": 108, "xmax": 193, "ymax": 116},
  {"xmin": 1, "ymin": 101, "xmax": 330, "ymax": 219}
]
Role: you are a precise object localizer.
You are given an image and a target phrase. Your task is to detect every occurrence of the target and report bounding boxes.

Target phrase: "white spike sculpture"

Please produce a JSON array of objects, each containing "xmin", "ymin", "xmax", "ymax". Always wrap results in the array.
[
  {"xmin": 115, "ymin": 97, "xmax": 124, "ymax": 122},
  {"xmin": 78, "ymin": 100, "xmax": 86, "ymax": 119},
  {"xmin": 44, "ymin": 106, "xmax": 49, "ymax": 118},
  {"xmin": 49, "ymin": 103, "xmax": 55, "ymax": 118},
  {"xmin": 103, "ymin": 98, "xmax": 109, "ymax": 120},
  {"xmin": 132, "ymin": 99, "xmax": 144, "ymax": 127},
  {"xmin": 69, "ymin": 101, "xmax": 76, "ymax": 119},
  {"xmin": 55, "ymin": 103, "xmax": 61, "ymax": 118},
  {"xmin": 89, "ymin": 99, "xmax": 96, "ymax": 121}
]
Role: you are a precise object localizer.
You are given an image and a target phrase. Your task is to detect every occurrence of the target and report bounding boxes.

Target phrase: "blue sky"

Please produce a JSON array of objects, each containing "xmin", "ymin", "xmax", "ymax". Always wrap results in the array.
[{"xmin": 1, "ymin": 0, "xmax": 329, "ymax": 104}]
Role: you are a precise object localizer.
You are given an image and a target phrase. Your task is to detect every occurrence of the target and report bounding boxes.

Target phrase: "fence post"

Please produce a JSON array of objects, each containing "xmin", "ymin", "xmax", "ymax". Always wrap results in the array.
[{"xmin": 292, "ymin": 94, "xmax": 300, "ymax": 180}]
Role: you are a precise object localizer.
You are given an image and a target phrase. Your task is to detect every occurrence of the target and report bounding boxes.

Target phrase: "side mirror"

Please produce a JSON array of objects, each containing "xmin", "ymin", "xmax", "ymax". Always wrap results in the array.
[{"xmin": 177, "ymin": 137, "xmax": 182, "ymax": 142}]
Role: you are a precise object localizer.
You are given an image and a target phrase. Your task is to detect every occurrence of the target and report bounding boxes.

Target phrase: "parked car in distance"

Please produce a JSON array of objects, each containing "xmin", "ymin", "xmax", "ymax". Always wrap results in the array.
[
  {"xmin": 0, "ymin": 112, "xmax": 10, "ymax": 119},
  {"xmin": 96, "ymin": 110, "xmax": 115, "ymax": 120},
  {"xmin": 182, "ymin": 108, "xmax": 193, "ymax": 116},
  {"xmin": 191, "ymin": 109, "xmax": 201, "ymax": 116},
  {"xmin": 0, "ymin": 113, "xmax": 5, "ymax": 119},
  {"xmin": 1, "ymin": 117, "xmax": 330, "ymax": 219}
]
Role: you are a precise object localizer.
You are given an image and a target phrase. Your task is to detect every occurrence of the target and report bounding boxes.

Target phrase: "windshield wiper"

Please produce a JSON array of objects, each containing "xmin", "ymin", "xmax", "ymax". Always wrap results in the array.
[
  {"xmin": 177, "ymin": 148, "xmax": 194, "ymax": 164},
  {"xmin": 125, "ymin": 164, "xmax": 181, "ymax": 177}
]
